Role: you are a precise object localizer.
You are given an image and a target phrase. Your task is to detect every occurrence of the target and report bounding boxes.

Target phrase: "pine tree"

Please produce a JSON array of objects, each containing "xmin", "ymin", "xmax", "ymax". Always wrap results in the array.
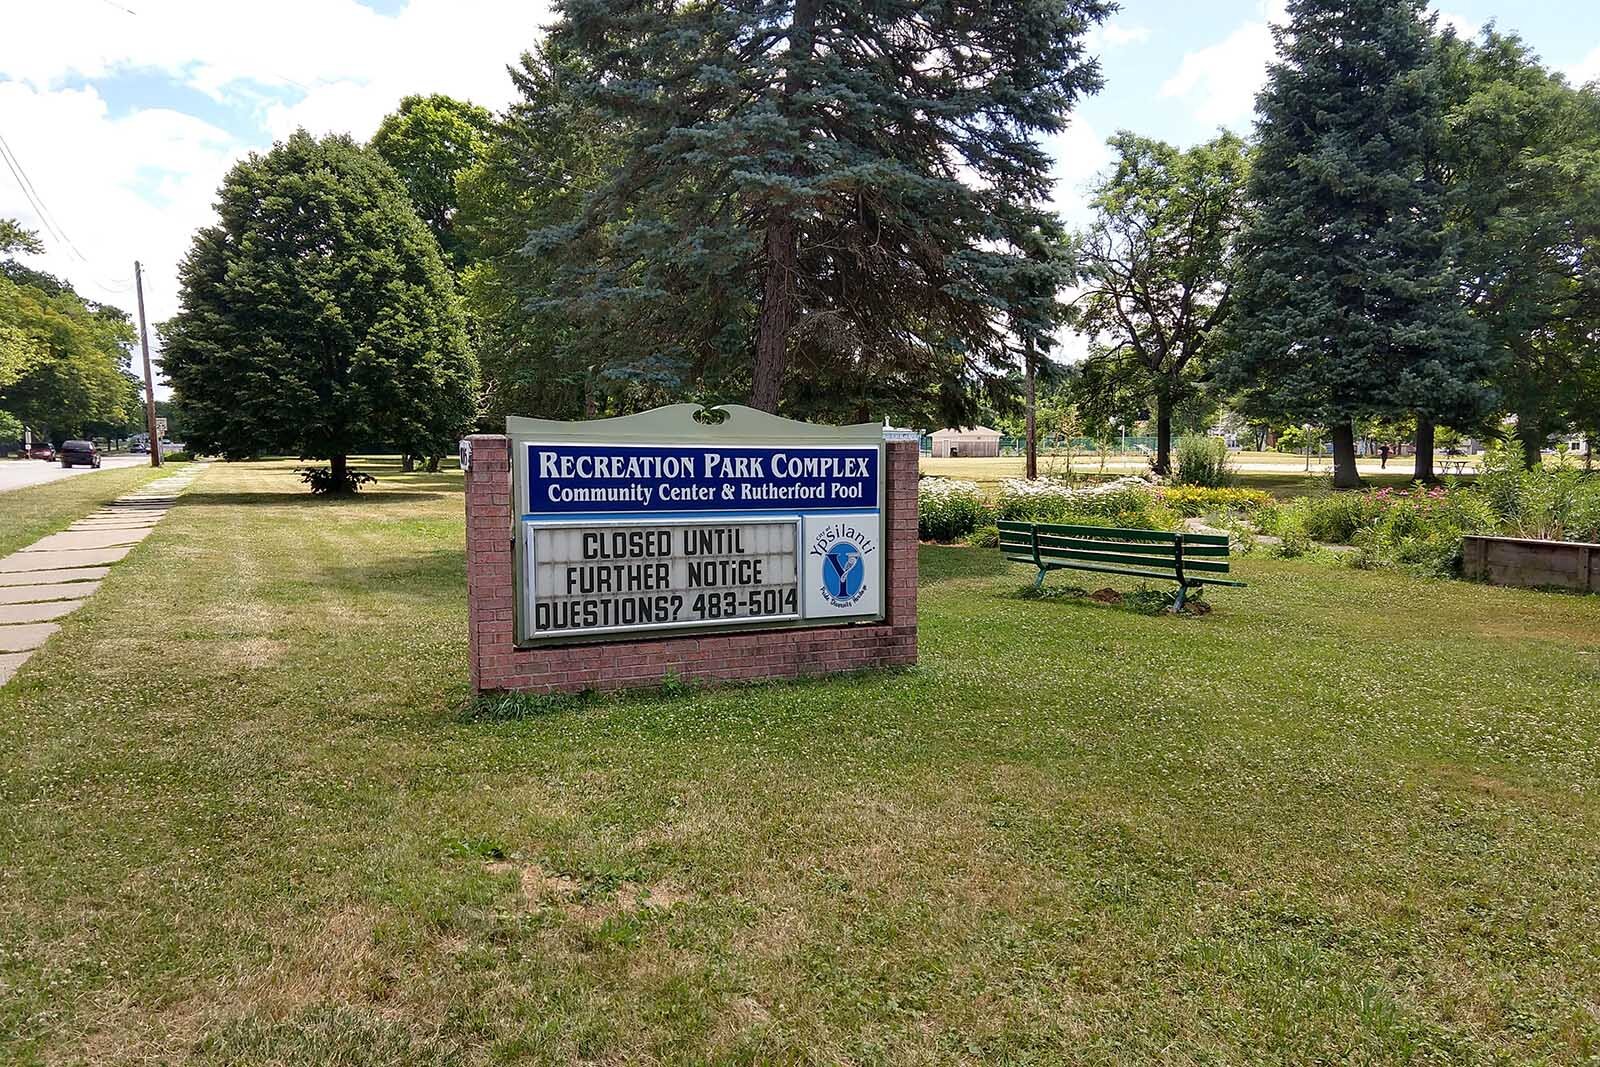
[
  {"xmin": 162, "ymin": 131, "xmax": 478, "ymax": 491},
  {"xmin": 1219, "ymin": 0, "xmax": 1490, "ymax": 487},
  {"xmin": 526, "ymin": 0, "xmax": 1111, "ymax": 419}
]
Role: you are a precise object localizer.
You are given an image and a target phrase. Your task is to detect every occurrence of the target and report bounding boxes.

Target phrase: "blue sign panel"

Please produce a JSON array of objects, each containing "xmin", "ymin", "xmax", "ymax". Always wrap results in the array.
[{"xmin": 523, "ymin": 443, "xmax": 879, "ymax": 517}]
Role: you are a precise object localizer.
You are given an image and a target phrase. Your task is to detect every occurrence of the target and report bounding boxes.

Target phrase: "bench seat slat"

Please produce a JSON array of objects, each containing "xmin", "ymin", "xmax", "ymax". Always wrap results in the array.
[
  {"xmin": 1000, "ymin": 532, "xmax": 1179, "ymax": 558},
  {"xmin": 1034, "ymin": 547, "xmax": 1183, "ymax": 572},
  {"xmin": 1028, "ymin": 547, "xmax": 1231, "ymax": 576},
  {"xmin": 1003, "ymin": 555, "xmax": 1248, "ymax": 588},
  {"xmin": 1004, "ymin": 556, "xmax": 1187, "ymax": 584},
  {"xmin": 998, "ymin": 520, "xmax": 1177, "ymax": 543}
]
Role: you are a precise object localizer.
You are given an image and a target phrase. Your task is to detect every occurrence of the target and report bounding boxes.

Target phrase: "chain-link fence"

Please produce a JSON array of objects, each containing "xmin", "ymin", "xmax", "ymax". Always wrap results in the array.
[{"xmin": 918, "ymin": 434, "xmax": 1160, "ymax": 456}]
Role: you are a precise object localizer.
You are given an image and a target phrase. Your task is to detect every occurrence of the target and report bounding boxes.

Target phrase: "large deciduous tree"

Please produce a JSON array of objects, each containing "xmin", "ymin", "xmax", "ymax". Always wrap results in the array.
[
  {"xmin": 525, "ymin": 0, "xmax": 1111, "ymax": 419},
  {"xmin": 370, "ymin": 94, "xmax": 494, "ymax": 273},
  {"xmin": 2, "ymin": 219, "xmax": 139, "ymax": 441},
  {"xmin": 1074, "ymin": 131, "xmax": 1250, "ymax": 475},
  {"xmin": 162, "ymin": 131, "xmax": 478, "ymax": 491},
  {"xmin": 1439, "ymin": 31, "xmax": 1600, "ymax": 468},
  {"xmin": 1220, "ymin": 0, "xmax": 1490, "ymax": 487}
]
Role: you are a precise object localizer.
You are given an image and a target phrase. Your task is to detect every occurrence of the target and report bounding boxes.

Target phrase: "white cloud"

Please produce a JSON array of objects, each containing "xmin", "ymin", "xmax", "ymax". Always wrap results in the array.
[
  {"xmin": 1047, "ymin": 119, "xmax": 1112, "ymax": 229},
  {"xmin": 1436, "ymin": 11, "xmax": 1480, "ymax": 40},
  {"xmin": 0, "ymin": 80, "xmax": 237, "ymax": 324},
  {"xmin": 1565, "ymin": 45, "xmax": 1600, "ymax": 86},
  {"xmin": 1158, "ymin": 0, "xmax": 1287, "ymax": 130},
  {"xmin": 1093, "ymin": 23, "xmax": 1151, "ymax": 49},
  {"xmin": 0, "ymin": 0, "xmax": 547, "ymax": 392}
]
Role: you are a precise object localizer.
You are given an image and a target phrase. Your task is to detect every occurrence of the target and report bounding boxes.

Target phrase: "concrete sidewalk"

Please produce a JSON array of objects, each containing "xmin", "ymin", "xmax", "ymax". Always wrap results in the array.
[{"xmin": 0, "ymin": 466, "xmax": 204, "ymax": 685}]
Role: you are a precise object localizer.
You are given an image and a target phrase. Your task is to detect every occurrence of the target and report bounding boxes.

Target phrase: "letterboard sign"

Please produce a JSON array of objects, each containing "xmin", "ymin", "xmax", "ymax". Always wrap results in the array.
[{"xmin": 510, "ymin": 406, "xmax": 886, "ymax": 645}]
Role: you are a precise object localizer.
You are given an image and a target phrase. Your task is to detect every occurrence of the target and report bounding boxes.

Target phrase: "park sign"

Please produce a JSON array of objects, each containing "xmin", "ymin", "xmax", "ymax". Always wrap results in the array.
[
  {"xmin": 465, "ymin": 405, "xmax": 916, "ymax": 694},
  {"xmin": 510, "ymin": 405, "xmax": 885, "ymax": 645}
]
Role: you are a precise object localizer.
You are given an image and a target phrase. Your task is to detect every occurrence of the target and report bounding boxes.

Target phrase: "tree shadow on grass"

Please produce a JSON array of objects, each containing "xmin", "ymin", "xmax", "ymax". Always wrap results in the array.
[
  {"xmin": 378, "ymin": 476, "xmax": 463, "ymax": 491},
  {"xmin": 318, "ymin": 546, "xmax": 466, "ymax": 594},
  {"xmin": 918, "ymin": 543, "xmax": 1015, "ymax": 583},
  {"xmin": 173, "ymin": 490, "xmax": 449, "ymax": 508}
]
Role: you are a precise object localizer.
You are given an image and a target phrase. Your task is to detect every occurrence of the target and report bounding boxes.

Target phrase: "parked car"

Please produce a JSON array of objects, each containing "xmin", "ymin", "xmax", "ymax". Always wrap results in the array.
[
  {"xmin": 60, "ymin": 440, "xmax": 101, "ymax": 469},
  {"xmin": 28, "ymin": 445, "xmax": 55, "ymax": 461}
]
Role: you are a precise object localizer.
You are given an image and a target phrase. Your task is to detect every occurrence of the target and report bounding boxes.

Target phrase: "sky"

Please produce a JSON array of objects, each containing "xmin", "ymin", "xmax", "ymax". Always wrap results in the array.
[{"xmin": 2, "ymin": 0, "xmax": 1599, "ymax": 393}]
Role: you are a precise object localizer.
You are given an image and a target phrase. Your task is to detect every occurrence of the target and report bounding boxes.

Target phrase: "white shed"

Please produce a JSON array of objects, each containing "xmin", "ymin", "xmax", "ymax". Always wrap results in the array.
[{"xmin": 930, "ymin": 426, "xmax": 1001, "ymax": 458}]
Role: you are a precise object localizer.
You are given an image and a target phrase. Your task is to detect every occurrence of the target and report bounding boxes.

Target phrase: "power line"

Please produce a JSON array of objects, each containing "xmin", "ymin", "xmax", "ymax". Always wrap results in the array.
[
  {"xmin": 0, "ymin": 129, "xmax": 94, "ymax": 264},
  {"xmin": 0, "ymin": 139, "xmax": 69, "ymax": 248},
  {"xmin": 0, "ymin": 127, "xmax": 136, "ymax": 294}
]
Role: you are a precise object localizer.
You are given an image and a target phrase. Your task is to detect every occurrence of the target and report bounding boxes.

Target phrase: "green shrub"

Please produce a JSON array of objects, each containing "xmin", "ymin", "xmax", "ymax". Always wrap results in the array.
[
  {"xmin": 964, "ymin": 524, "xmax": 1000, "ymax": 548},
  {"xmin": 1273, "ymin": 514, "xmax": 1313, "ymax": 558},
  {"xmin": 1469, "ymin": 444, "xmax": 1600, "ymax": 542},
  {"xmin": 1569, "ymin": 481, "xmax": 1600, "ymax": 543},
  {"xmin": 296, "ymin": 465, "xmax": 376, "ymax": 494},
  {"xmin": 1173, "ymin": 434, "xmax": 1234, "ymax": 487},
  {"xmin": 1159, "ymin": 485, "xmax": 1275, "ymax": 518},
  {"xmin": 1300, "ymin": 493, "xmax": 1383, "ymax": 544},
  {"xmin": 162, "ymin": 451, "xmax": 195, "ymax": 463},
  {"xmin": 918, "ymin": 478, "xmax": 992, "ymax": 542}
]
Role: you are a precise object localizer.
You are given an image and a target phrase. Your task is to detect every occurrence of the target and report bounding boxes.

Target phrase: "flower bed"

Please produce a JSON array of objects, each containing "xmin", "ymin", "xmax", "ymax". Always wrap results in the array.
[
  {"xmin": 1158, "ymin": 485, "xmax": 1275, "ymax": 518},
  {"xmin": 918, "ymin": 475, "xmax": 1180, "ymax": 543},
  {"xmin": 917, "ymin": 478, "xmax": 992, "ymax": 542},
  {"xmin": 995, "ymin": 476, "xmax": 1179, "ymax": 532}
]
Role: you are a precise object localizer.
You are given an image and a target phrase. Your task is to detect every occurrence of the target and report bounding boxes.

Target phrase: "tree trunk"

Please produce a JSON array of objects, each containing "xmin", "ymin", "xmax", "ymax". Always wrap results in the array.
[
  {"xmin": 1517, "ymin": 416, "xmax": 1543, "ymax": 469},
  {"xmin": 1330, "ymin": 422, "xmax": 1360, "ymax": 488},
  {"xmin": 1024, "ymin": 336, "xmax": 1037, "ymax": 481},
  {"xmin": 1153, "ymin": 390, "xmax": 1173, "ymax": 475},
  {"xmin": 750, "ymin": 219, "xmax": 798, "ymax": 413},
  {"xmin": 583, "ymin": 371, "xmax": 598, "ymax": 418},
  {"xmin": 331, "ymin": 453, "xmax": 349, "ymax": 491},
  {"xmin": 401, "ymin": 453, "xmax": 415, "ymax": 473},
  {"xmin": 1412, "ymin": 416, "xmax": 1435, "ymax": 483},
  {"xmin": 425, "ymin": 456, "xmax": 439, "ymax": 473},
  {"xmin": 748, "ymin": 0, "xmax": 817, "ymax": 414}
]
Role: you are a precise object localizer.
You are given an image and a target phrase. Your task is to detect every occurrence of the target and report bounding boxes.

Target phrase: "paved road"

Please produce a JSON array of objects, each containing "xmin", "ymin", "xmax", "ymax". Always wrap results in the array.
[{"xmin": 0, "ymin": 454, "xmax": 154, "ymax": 494}]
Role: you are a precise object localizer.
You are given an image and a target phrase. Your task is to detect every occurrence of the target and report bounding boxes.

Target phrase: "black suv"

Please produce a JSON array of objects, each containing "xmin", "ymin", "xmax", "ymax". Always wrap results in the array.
[{"xmin": 60, "ymin": 440, "xmax": 101, "ymax": 469}]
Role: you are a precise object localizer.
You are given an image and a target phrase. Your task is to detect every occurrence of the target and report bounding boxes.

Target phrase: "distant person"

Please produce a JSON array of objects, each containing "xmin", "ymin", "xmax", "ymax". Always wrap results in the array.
[{"xmin": 1379, "ymin": 444, "xmax": 1390, "ymax": 469}]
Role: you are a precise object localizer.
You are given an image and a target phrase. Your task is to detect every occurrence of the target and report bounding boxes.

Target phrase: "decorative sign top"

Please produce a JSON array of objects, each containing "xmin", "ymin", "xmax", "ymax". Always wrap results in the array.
[{"xmin": 508, "ymin": 405, "xmax": 886, "ymax": 646}]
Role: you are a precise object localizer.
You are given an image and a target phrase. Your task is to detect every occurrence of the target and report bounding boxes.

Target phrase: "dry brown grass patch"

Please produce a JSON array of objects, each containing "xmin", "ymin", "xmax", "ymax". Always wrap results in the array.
[{"xmin": 484, "ymin": 859, "xmax": 692, "ymax": 923}]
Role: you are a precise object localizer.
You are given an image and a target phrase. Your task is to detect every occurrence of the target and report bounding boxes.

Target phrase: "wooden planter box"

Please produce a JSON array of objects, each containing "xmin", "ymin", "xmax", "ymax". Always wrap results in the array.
[{"xmin": 1461, "ymin": 535, "xmax": 1599, "ymax": 594}]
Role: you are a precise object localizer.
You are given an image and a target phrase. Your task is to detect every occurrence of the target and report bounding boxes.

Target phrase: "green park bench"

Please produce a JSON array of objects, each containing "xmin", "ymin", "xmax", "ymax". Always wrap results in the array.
[{"xmin": 998, "ymin": 520, "xmax": 1246, "ymax": 610}]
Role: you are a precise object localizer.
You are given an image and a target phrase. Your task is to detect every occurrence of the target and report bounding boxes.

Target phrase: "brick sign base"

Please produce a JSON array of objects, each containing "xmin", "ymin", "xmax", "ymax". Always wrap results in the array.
[{"xmin": 465, "ymin": 435, "xmax": 918, "ymax": 694}]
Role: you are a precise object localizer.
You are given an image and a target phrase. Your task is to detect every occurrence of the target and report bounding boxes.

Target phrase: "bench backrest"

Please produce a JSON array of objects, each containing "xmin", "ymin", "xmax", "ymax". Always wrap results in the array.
[{"xmin": 997, "ymin": 520, "xmax": 1231, "ymax": 581}]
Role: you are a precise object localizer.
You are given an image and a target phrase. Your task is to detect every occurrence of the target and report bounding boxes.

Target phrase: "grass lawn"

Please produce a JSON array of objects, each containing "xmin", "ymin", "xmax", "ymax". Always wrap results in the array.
[
  {"xmin": 0, "ymin": 462, "xmax": 189, "ymax": 559},
  {"xmin": 2, "ymin": 458, "xmax": 1598, "ymax": 1064}
]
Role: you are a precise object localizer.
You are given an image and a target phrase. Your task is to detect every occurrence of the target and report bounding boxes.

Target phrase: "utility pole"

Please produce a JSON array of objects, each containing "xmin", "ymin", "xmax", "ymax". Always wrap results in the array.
[{"xmin": 134, "ymin": 261, "xmax": 161, "ymax": 468}]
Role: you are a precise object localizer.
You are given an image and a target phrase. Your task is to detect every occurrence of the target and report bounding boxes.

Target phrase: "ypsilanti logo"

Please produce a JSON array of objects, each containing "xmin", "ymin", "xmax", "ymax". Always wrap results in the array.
[{"xmin": 809, "ymin": 521, "xmax": 877, "ymax": 608}]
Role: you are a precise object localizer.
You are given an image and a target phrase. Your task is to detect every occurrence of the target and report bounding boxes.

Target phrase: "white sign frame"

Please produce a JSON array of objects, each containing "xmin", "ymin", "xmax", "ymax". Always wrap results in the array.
[{"xmin": 522, "ymin": 513, "xmax": 803, "ymax": 640}]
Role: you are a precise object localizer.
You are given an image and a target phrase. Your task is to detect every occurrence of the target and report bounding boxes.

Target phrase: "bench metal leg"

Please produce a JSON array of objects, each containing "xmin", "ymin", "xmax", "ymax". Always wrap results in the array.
[
  {"xmin": 1173, "ymin": 582, "xmax": 1188, "ymax": 611},
  {"xmin": 1034, "ymin": 567, "xmax": 1048, "ymax": 590}
]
